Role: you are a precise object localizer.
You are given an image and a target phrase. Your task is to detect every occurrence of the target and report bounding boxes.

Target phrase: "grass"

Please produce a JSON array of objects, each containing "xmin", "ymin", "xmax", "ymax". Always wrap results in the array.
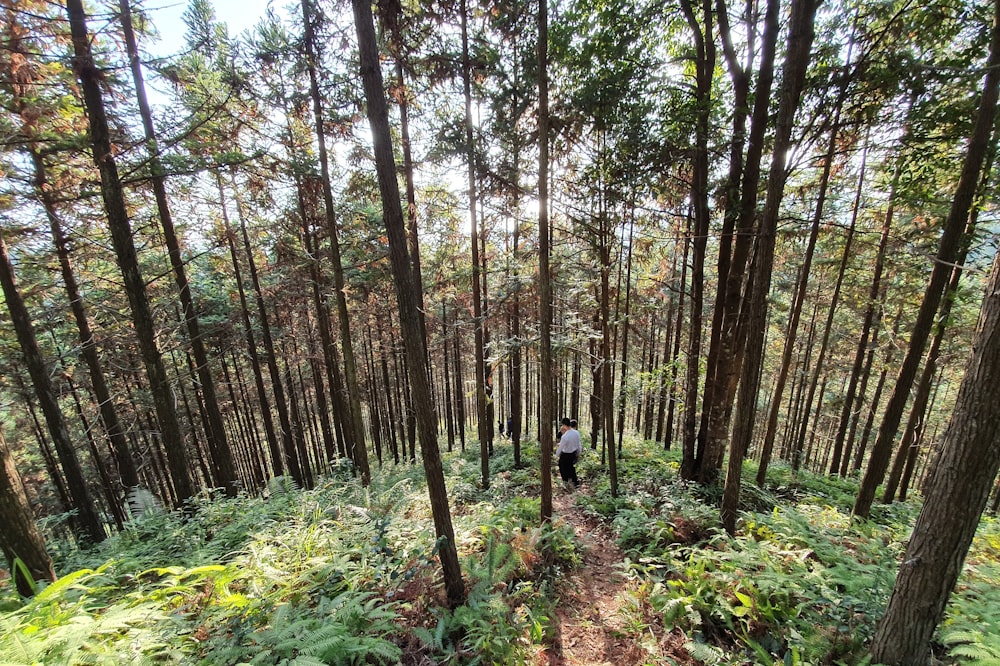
[{"xmin": 1, "ymin": 437, "xmax": 998, "ymax": 665}]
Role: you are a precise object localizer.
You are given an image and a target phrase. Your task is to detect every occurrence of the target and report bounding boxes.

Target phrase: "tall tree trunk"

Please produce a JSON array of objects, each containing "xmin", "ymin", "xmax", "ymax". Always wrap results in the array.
[
  {"xmin": 615, "ymin": 216, "xmax": 636, "ymax": 454},
  {"xmin": 395, "ymin": 61, "xmax": 429, "ymax": 347},
  {"xmin": 853, "ymin": 315, "xmax": 897, "ymax": 474},
  {"xmin": 31, "ymin": 151, "xmax": 140, "ymax": 495},
  {"xmin": 899, "ymin": 370, "xmax": 942, "ymax": 502},
  {"xmin": 118, "ymin": 0, "xmax": 237, "ymax": 495},
  {"xmin": 510, "ymin": 206, "xmax": 524, "ymax": 468},
  {"xmin": 883, "ymin": 261, "xmax": 966, "ymax": 503},
  {"xmin": 853, "ymin": 2, "xmax": 1000, "ymax": 518},
  {"xmin": 759, "ymin": 107, "xmax": 859, "ymax": 483},
  {"xmin": 696, "ymin": 0, "xmax": 777, "ymax": 483},
  {"xmin": 0, "ymin": 428, "xmax": 56, "ymax": 596},
  {"xmin": 536, "ymin": 0, "xmax": 555, "ymax": 518},
  {"xmin": 441, "ymin": 307, "xmax": 456, "ymax": 453},
  {"xmin": 0, "ymin": 230, "xmax": 105, "ymax": 543},
  {"xmin": 353, "ymin": 0, "xmax": 465, "ymax": 605},
  {"xmin": 218, "ymin": 175, "xmax": 283, "ymax": 477},
  {"xmin": 871, "ymin": 168, "xmax": 1000, "ymax": 666},
  {"xmin": 460, "ymin": 0, "xmax": 492, "ymax": 489},
  {"xmin": 301, "ymin": 0, "xmax": 370, "ymax": 485},
  {"xmin": 231, "ymin": 177, "xmax": 304, "ymax": 487},
  {"xmin": 452, "ymin": 311, "xmax": 467, "ymax": 452},
  {"xmin": 722, "ymin": 0, "xmax": 818, "ymax": 535},
  {"xmin": 831, "ymin": 177, "xmax": 895, "ymax": 477},
  {"xmin": 665, "ymin": 240, "xmax": 687, "ymax": 449},
  {"xmin": 66, "ymin": 0, "xmax": 195, "ymax": 504},
  {"xmin": 790, "ymin": 176, "xmax": 859, "ymax": 470},
  {"xmin": 64, "ymin": 375, "xmax": 126, "ymax": 530},
  {"xmin": 678, "ymin": 0, "xmax": 715, "ymax": 479}
]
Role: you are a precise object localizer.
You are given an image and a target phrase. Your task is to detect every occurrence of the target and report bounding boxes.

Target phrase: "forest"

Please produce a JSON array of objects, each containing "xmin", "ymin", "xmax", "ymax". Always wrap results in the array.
[{"xmin": 2, "ymin": 0, "xmax": 1000, "ymax": 663}]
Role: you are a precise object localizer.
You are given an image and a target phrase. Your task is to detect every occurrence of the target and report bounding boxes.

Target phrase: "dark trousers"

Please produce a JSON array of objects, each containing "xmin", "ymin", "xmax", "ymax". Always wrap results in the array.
[{"xmin": 558, "ymin": 452, "xmax": 579, "ymax": 487}]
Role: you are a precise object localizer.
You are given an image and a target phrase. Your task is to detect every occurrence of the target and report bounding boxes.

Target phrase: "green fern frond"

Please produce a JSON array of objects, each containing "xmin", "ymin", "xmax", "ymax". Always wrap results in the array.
[
  {"xmin": 684, "ymin": 639, "xmax": 726, "ymax": 665},
  {"xmin": 266, "ymin": 476, "xmax": 300, "ymax": 497}
]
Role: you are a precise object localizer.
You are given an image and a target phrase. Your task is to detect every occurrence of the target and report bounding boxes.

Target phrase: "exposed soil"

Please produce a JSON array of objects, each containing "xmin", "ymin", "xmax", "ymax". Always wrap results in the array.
[{"xmin": 539, "ymin": 486, "xmax": 696, "ymax": 666}]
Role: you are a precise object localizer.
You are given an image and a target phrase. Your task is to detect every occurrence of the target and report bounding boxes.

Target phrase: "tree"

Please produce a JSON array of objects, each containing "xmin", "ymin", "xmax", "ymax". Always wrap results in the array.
[
  {"xmin": 459, "ymin": 0, "xmax": 493, "ymax": 490},
  {"xmin": 692, "ymin": 0, "xmax": 779, "ymax": 484},
  {"xmin": 351, "ymin": 0, "xmax": 465, "ymax": 606},
  {"xmin": 870, "ymin": 151, "xmax": 1000, "ymax": 666},
  {"xmin": 853, "ymin": 0, "xmax": 1000, "ymax": 520},
  {"xmin": 538, "ymin": 0, "xmax": 554, "ymax": 521},
  {"xmin": 65, "ymin": 0, "xmax": 196, "ymax": 504},
  {"xmin": 0, "ymin": 1, "xmax": 140, "ymax": 502},
  {"xmin": 0, "ymin": 229, "xmax": 106, "ymax": 543},
  {"xmin": 721, "ymin": 0, "xmax": 818, "ymax": 535},
  {"xmin": 117, "ymin": 0, "xmax": 238, "ymax": 495},
  {"xmin": 300, "ymin": 0, "xmax": 371, "ymax": 485},
  {"xmin": 0, "ymin": 427, "xmax": 56, "ymax": 596}
]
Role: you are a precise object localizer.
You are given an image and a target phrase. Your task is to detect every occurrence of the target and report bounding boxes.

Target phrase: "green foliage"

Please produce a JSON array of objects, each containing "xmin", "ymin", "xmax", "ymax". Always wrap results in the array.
[
  {"xmin": 939, "ymin": 519, "xmax": 1000, "ymax": 665},
  {"xmin": 5, "ymin": 444, "xmax": 1000, "ymax": 665}
]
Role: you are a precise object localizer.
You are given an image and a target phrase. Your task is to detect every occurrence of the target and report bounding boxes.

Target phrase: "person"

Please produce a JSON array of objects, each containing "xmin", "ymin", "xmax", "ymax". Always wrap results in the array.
[{"xmin": 555, "ymin": 417, "xmax": 582, "ymax": 489}]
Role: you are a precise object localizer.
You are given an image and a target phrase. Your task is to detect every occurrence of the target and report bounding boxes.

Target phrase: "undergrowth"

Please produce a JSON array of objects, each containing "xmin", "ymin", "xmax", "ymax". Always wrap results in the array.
[
  {"xmin": 573, "ymin": 439, "xmax": 998, "ymax": 665},
  {"xmin": 2, "ymin": 437, "xmax": 999, "ymax": 665}
]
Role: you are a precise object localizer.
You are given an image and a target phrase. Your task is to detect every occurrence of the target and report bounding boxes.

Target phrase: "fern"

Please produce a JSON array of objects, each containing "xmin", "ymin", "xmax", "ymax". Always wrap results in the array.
[
  {"xmin": 126, "ymin": 487, "xmax": 163, "ymax": 517},
  {"xmin": 684, "ymin": 638, "xmax": 727, "ymax": 665}
]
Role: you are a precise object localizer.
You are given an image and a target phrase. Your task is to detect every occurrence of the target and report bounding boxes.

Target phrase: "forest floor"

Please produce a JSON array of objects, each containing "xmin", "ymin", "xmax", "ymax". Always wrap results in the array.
[{"xmin": 542, "ymin": 484, "xmax": 695, "ymax": 665}]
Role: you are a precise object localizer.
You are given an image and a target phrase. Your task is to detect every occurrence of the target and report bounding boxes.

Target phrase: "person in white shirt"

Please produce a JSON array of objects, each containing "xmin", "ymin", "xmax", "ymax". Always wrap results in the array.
[{"xmin": 555, "ymin": 418, "xmax": 582, "ymax": 489}]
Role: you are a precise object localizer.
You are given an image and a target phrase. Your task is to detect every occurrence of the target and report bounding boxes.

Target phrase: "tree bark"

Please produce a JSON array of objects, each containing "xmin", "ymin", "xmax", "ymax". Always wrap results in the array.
[
  {"xmin": 0, "ymin": 428, "xmax": 56, "ymax": 596},
  {"xmin": 301, "ymin": 0, "xmax": 370, "ymax": 485},
  {"xmin": 854, "ymin": 0, "xmax": 1000, "ymax": 518},
  {"xmin": 459, "ymin": 0, "xmax": 492, "ymax": 489},
  {"xmin": 118, "ymin": 0, "xmax": 237, "ymax": 495},
  {"xmin": 352, "ymin": 0, "xmax": 465, "ymax": 606},
  {"xmin": 678, "ymin": 0, "xmax": 714, "ymax": 480},
  {"xmin": 0, "ymin": 230, "xmax": 105, "ymax": 543},
  {"xmin": 217, "ymin": 175, "xmax": 282, "ymax": 478},
  {"xmin": 871, "ymin": 181, "xmax": 1000, "ymax": 666},
  {"xmin": 66, "ymin": 0, "xmax": 195, "ymax": 505},
  {"xmin": 537, "ymin": 0, "xmax": 555, "ymax": 519},
  {"xmin": 831, "ymin": 177, "xmax": 895, "ymax": 477},
  {"xmin": 723, "ymin": 0, "xmax": 818, "ymax": 535}
]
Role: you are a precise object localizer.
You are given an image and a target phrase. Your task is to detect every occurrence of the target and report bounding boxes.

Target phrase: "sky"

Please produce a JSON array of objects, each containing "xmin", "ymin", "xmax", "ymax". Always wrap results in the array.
[{"xmin": 142, "ymin": 0, "xmax": 278, "ymax": 58}]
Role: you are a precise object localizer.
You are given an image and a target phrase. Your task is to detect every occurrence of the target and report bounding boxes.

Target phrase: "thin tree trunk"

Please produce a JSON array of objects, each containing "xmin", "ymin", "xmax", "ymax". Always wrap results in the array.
[
  {"xmin": 353, "ymin": 0, "xmax": 465, "ymax": 605},
  {"xmin": 441, "ymin": 307, "xmax": 456, "ymax": 453},
  {"xmin": 854, "ymin": 3, "xmax": 1000, "ymax": 517},
  {"xmin": 31, "ymin": 151, "xmax": 139, "ymax": 493},
  {"xmin": 899, "ymin": 369, "xmax": 943, "ymax": 503},
  {"xmin": 664, "ymin": 233, "xmax": 687, "ymax": 449},
  {"xmin": 791, "ymin": 182, "xmax": 859, "ymax": 471},
  {"xmin": 0, "ymin": 230, "xmax": 105, "ymax": 543},
  {"xmin": 218, "ymin": 179, "xmax": 282, "ymax": 477},
  {"xmin": 833, "ymin": 187, "xmax": 894, "ymax": 477},
  {"xmin": 66, "ymin": 0, "xmax": 195, "ymax": 504},
  {"xmin": 537, "ymin": 0, "xmax": 555, "ymax": 517},
  {"xmin": 760, "ymin": 110, "xmax": 861, "ymax": 482},
  {"xmin": 452, "ymin": 311, "xmax": 467, "ymax": 452},
  {"xmin": 615, "ymin": 216, "xmax": 636, "ymax": 454},
  {"xmin": 460, "ymin": 0, "xmax": 492, "ymax": 489},
  {"xmin": 301, "ymin": 0, "xmax": 370, "ymax": 484},
  {"xmin": 679, "ymin": 0, "xmax": 715, "ymax": 479},
  {"xmin": 231, "ymin": 177, "xmax": 304, "ymax": 487},
  {"xmin": 883, "ymin": 268, "xmax": 963, "ymax": 503},
  {"xmin": 118, "ymin": 0, "xmax": 236, "ymax": 495}
]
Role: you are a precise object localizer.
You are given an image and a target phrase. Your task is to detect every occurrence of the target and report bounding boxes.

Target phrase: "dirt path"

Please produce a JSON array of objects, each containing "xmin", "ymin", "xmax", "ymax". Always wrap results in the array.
[{"xmin": 542, "ymin": 488, "xmax": 640, "ymax": 666}]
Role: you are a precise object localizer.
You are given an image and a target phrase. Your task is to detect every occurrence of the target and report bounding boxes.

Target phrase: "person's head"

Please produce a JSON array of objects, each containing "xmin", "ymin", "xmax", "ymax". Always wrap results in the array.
[
  {"xmin": 570, "ymin": 419, "xmax": 578, "ymax": 429},
  {"xmin": 560, "ymin": 417, "xmax": 571, "ymax": 433}
]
